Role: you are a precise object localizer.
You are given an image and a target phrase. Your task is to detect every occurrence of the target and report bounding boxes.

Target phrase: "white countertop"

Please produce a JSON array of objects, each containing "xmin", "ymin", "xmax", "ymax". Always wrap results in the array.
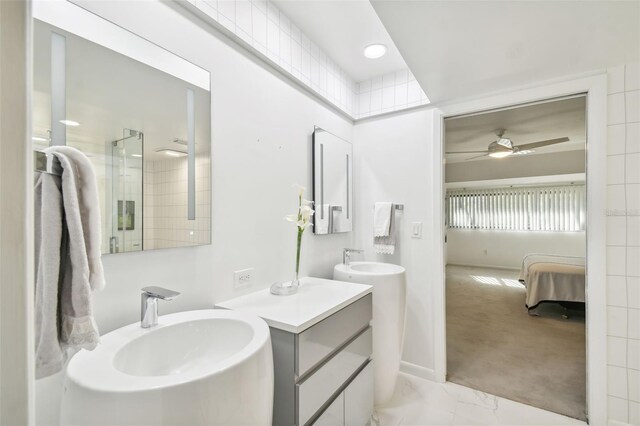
[{"xmin": 215, "ymin": 277, "xmax": 372, "ymax": 334}]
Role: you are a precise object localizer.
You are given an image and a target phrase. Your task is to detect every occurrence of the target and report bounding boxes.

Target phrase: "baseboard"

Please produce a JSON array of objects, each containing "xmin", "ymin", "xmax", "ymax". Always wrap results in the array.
[
  {"xmin": 399, "ymin": 361, "xmax": 437, "ymax": 382},
  {"xmin": 446, "ymin": 262, "xmax": 520, "ymax": 271}
]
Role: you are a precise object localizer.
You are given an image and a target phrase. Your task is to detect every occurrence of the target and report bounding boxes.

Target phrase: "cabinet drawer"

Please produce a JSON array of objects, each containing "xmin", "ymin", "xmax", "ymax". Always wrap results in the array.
[
  {"xmin": 297, "ymin": 327, "xmax": 372, "ymax": 426},
  {"xmin": 296, "ymin": 293, "xmax": 372, "ymax": 378},
  {"xmin": 345, "ymin": 361, "xmax": 373, "ymax": 426},
  {"xmin": 312, "ymin": 393, "xmax": 344, "ymax": 426}
]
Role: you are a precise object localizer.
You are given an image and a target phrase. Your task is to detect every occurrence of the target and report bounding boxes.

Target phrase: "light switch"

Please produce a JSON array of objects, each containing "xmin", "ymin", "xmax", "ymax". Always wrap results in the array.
[{"xmin": 411, "ymin": 222, "xmax": 422, "ymax": 238}]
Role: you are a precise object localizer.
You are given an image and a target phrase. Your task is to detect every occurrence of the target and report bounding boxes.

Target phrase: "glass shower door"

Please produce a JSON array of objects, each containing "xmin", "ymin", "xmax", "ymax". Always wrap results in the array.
[{"xmin": 109, "ymin": 128, "xmax": 143, "ymax": 253}]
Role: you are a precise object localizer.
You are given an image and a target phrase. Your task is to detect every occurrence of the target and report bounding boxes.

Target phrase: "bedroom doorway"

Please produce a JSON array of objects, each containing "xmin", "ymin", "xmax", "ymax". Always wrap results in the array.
[{"xmin": 443, "ymin": 95, "xmax": 588, "ymax": 420}]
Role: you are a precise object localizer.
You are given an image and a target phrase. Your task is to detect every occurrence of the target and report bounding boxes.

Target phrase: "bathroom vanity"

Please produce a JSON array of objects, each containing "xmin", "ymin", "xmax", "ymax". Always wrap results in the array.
[{"xmin": 217, "ymin": 277, "xmax": 373, "ymax": 426}]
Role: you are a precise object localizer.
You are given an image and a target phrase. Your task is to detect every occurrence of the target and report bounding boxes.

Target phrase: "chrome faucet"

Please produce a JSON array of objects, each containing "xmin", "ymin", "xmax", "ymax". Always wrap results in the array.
[
  {"xmin": 141, "ymin": 286, "xmax": 180, "ymax": 328},
  {"xmin": 343, "ymin": 248, "xmax": 364, "ymax": 265}
]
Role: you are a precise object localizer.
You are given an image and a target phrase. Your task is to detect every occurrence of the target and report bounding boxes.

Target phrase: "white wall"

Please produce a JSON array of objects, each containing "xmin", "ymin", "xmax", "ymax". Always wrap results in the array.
[
  {"xmin": 353, "ymin": 108, "xmax": 438, "ymax": 376},
  {"xmin": 36, "ymin": 1, "xmax": 355, "ymax": 423},
  {"xmin": 447, "ymin": 229, "xmax": 586, "ymax": 269}
]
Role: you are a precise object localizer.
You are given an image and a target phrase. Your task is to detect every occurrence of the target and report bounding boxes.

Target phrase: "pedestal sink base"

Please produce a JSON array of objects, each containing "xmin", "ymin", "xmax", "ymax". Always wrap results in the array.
[
  {"xmin": 60, "ymin": 310, "xmax": 273, "ymax": 426},
  {"xmin": 334, "ymin": 262, "xmax": 406, "ymax": 405}
]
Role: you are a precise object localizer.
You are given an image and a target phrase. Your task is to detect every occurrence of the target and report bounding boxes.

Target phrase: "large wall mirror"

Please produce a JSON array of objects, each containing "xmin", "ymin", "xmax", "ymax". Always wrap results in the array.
[
  {"xmin": 33, "ymin": 2, "xmax": 211, "ymax": 254},
  {"xmin": 312, "ymin": 127, "xmax": 353, "ymax": 234}
]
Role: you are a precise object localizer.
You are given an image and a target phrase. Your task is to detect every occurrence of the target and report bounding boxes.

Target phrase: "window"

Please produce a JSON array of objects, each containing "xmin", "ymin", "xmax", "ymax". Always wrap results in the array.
[{"xmin": 446, "ymin": 184, "xmax": 586, "ymax": 231}]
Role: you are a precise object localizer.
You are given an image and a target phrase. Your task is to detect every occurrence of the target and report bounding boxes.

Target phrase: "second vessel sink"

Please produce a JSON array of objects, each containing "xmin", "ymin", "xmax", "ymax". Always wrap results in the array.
[
  {"xmin": 334, "ymin": 261, "xmax": 406, "ymax": 405},
  {"xmin": 60, "ymin": 310, "xmax": 274, "ymax": 426},
  {"xmin": 347, "ymin": 261, "xmax": 405, "ymax": 275}
]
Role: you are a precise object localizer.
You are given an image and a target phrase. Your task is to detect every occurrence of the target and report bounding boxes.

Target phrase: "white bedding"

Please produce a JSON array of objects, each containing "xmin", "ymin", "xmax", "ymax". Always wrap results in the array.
[{"xmin": 519, "ymin": 254, "xmax": 586, "ymax": 310}]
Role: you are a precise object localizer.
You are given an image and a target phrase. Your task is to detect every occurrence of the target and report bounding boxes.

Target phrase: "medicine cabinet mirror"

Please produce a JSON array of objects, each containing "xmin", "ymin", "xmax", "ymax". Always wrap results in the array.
[
  {"xmin": 32, "ymin": 2, "xmax": 211, "ymax": 254},
  {"xmin": 312, "ymin": 127, "xmax": 353, "ymax": 234}
]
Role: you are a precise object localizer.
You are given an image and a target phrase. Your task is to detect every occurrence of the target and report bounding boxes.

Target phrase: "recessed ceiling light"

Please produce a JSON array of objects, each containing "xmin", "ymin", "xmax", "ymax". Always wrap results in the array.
[
  {"xmin": 156, "ymin": 148, "xmax": 187, "ymax": 157},
  {"xmin": 363, "ymin": 44, "xmax": 387, "ymax": 59},
  {"xmin": 59, "ymin": 119, "xmax": 80, "ymax": 126},
  {"xmin": 131, "ymin": 154, "xmax": 143, "ymax": 158},
  {"xmin": 32, "ymin": 136, "xmax": 49, "ymax": 142}
]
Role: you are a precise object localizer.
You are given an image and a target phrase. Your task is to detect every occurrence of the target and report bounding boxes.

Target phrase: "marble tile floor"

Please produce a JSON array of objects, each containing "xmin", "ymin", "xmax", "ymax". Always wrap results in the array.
[{"xmin": 373, "ymin": 373, "xmax": 586, "ymax": 426}]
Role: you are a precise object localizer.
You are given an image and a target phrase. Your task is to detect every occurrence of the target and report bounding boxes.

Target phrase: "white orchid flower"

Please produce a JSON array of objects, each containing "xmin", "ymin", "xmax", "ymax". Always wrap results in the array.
[
  {"xmin": 285, "ymin": 184, "xmax": 315, "ymax": 231},
  {"xmin": 285, "ymin": 214, "xmax": 298, "ymax": 223},
  {"xmin": 292, "ymin": 184, "xmax": 306, "ymax": 197}
]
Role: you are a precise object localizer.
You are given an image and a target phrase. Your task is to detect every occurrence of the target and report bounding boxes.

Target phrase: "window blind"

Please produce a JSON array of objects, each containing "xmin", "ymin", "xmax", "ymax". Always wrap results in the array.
[{"xmin": 446, "ymin": 184, "xmax": 586, "ymax": 231}]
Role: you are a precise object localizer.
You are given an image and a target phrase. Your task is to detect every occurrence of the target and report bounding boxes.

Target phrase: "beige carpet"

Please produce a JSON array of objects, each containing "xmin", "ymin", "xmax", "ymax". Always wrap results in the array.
[{"xmin": 446, "ymin": 265, "xmax": 586, "ymax": 421}]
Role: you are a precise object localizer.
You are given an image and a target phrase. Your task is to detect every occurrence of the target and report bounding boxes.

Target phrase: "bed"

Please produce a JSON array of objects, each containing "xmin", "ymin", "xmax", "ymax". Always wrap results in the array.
[{"xmin": 518, "ymin": 254, "xmax": 586, "ymax": 312}]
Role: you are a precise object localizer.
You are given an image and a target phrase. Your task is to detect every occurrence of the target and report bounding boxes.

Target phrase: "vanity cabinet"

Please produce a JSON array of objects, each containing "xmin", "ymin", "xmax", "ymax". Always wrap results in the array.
[
  {"xmin": 271, "ymin": 293, "xmax": 373, "ymax": 425},
  {"xmin": 314, "ymin": 362, "xmax": 374, "ymax": 426},
  {"xmin": 215, "ymin": 277, "xmax": 373, "ymax": 426}
]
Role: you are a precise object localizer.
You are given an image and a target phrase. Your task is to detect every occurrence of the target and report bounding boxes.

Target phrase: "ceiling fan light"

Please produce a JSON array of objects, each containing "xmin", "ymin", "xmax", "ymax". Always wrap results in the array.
[
  {"xmin": 489, "ymin": 151, "xmax": 511, "ymax": 158},
  {"xmin": 512, "ymin": 149, "xmax": 535, "ymax": 156}
]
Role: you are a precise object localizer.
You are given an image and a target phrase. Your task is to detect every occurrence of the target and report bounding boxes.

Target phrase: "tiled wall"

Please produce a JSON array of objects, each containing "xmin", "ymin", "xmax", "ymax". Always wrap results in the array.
[
  {"xmin": 356, "ymin": 69, "xmax": 429, "ymax": 119},
  {"xmin": 606, "ymin": 61, "xmax": 640, "ymax": 425},
  {"xmin": 185, "ymin": 0, "xmax": 429, "ymax": 120},
  {"xmin": 143, "ymin": 155, "xmax": 211, "ymax": 249}
]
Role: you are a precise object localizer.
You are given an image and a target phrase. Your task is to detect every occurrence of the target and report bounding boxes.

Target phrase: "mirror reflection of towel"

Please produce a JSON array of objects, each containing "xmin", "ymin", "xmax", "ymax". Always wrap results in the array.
[{"xmin": 316, "ymin": 204, "xmax": 332, "ymax": 234}]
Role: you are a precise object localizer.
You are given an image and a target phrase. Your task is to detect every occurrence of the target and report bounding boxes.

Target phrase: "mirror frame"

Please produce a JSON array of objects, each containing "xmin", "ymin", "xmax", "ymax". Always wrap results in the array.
[{"xmin": 311, "ymin": 126, "xmax": 353, "ymax": 235}]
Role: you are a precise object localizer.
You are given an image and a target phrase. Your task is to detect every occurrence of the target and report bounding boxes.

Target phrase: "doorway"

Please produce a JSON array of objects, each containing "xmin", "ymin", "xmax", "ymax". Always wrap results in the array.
[
  {"xmin": 443, "ymin": 96, "xmax": 588, "ymax": 420},
  {"xmin": 429, "ymin": 75, "xmax": 609, "ymax": 425},
  {"xmin": 443, "ymin": 97, "xmax": 587, "ymax": 420}
]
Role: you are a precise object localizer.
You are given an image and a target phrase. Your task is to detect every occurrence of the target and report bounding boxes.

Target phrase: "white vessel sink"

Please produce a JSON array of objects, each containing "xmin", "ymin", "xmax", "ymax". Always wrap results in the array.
[
  {"xmin": 60, "ymin": 310, "xmax": 274, "ymax": 426},
  {"xmin": 334, "ymin": 261, "xmax": 406, "ymax": 405},
  {"xmin": 347, "ymin": 262, "xmax": 405, "ymax": 275}
]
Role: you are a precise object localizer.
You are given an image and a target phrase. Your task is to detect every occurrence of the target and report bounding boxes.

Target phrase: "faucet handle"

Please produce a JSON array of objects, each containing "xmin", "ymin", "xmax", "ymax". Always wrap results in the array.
[{"xmin": 141, "ymin": 286, "xmax": 180, "ymax": 301}]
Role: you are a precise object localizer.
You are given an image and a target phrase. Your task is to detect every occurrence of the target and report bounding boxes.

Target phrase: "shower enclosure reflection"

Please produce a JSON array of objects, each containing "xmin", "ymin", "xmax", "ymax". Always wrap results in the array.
[
  {"xmin": 109, "ymin": 129, "xmax": 144, "ymax": 253},
  {"xmin": 32, "ymin": 16, "xmax": 212, "ymax": 254}
]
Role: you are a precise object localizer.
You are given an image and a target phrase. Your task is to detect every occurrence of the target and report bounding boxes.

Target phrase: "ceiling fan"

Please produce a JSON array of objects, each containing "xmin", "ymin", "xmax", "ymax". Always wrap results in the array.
[{"xmin": 446, "ymin": 129, "xmax": 570, "ymax": 160}]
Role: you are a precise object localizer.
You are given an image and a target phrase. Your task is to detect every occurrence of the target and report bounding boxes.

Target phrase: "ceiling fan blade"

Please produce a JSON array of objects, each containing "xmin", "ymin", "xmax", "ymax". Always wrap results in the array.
[
  {"xmin": 465, "ymin": 153, "xmax": 489, "ymax": 161},
  {"xmin": 514, "ymin": 137, "xmax": 570, "ymax": 151},
  {"xmin": 445, "ymin": 151, "xmax": 489, "ymax": 154}
]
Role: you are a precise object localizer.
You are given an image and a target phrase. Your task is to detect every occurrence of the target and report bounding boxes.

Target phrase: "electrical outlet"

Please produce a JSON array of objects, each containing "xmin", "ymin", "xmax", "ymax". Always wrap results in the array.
[{"xmin": 234, "ymin": 268, "xmax": 254, "ymax": 289}]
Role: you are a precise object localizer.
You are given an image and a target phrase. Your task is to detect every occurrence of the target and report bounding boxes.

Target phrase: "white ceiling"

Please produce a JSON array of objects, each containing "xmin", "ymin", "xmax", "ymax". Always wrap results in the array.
[
  {"xmin": 371, "ymin": 0, "xmax": 640, "ymax": 103},
  {"xmin": 273, "ymin": 0, "xmax": 408, "ymax": 82},
  {"xmin": 445, "ymin": 96, "xmax": 586, "ymax": 164}
]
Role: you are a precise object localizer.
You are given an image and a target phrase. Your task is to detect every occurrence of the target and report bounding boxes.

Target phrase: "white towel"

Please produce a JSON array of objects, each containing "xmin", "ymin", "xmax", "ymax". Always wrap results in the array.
[
  {"xmin": 34, "ymin": 147, "xmax": 105, "ymax": 379},
  {"xmin": 374, "ymin": 202, "xmax": 393, "ymax": 237},
  {"xmin": 374, "ymin": 202, "xmax": 396, "ymax": 254},
  {"xmin": 34, "ymin": 172, "xmax": 66, "ymax": 378},
  {"xmin": 46, "ymin": 146, "xmax": 105, "ymax": 291}
]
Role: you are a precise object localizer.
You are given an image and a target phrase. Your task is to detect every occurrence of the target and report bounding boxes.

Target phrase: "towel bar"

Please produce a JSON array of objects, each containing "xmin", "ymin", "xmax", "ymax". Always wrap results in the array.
[
  {"xmin": 373, "ymin": 204, "xmax": 404, "ymax": 211},
  {"xmin": 34, "ymin": 151, "xmax": 62, "ymax": 176}
]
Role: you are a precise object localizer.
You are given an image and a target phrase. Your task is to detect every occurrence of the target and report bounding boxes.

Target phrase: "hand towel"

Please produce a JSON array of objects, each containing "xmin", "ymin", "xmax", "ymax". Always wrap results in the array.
[
  {"xmin": 34, "ymin": 147, "xmax": 104, "ymax": 378},
  {"xmin": 46, "ymin": 146, "xmax": 105, "ymax": 291},
  {"xmin": 45, "ymin": 147, "xmax": 103, "ymax": 347},
  {"xmin": 374, "ymin": 202, "xmax": 393, "ymax": 237},
  {"xmin": 34, "ymin": 172, "xmax": 66, "ymax": 378},
  {"xmin": 374, "ymin": 203, "xmax": 396, "ymax": 254}
]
